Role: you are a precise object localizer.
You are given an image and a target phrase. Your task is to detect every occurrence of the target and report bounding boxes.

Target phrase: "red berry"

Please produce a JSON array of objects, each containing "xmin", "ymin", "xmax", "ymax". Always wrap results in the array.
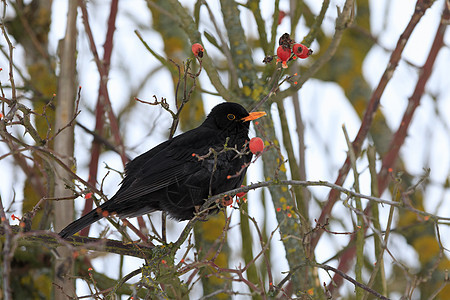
[
  {"xmin": 221, "ymin": 195, "xmax": 233, "ymax": 206},
  {"xmin": 277, "ymin": 11, "xmax": 286, "ymax": 25},
  {"xmin": 191, "ymin": 43, "xmax": 204, "ymax": 57},
  {"xmin": 276, "ymin": 46, "xmax": 291, "ymax": 63},
  {"xmin": 293, "ymin": 44, "xmax": 310, "ymax": 59},
  {"xmin": 249, "ymin": 137, "xmax": 264, "ymax": 154},
  {"xmin": 236, "ymin": 185, "xmax": 247, "ymax": 198}
]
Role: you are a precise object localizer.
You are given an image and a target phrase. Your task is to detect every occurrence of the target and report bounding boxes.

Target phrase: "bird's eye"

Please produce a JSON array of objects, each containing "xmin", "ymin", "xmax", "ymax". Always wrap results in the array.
[{"xmin": 227, "ymin": 114, "xmax": 235, "ymax": 120}]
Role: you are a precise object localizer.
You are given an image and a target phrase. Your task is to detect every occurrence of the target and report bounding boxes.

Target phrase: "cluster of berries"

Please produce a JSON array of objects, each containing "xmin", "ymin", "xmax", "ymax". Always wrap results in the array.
[{"xmin": 264, "ymin": 33, "xmax": 312, "ymax": 68}]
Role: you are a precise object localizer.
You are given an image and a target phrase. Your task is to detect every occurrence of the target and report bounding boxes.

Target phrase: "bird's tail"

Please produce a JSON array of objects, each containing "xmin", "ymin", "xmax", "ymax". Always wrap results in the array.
[{"xmin": 58, "ymin": 208, "xmax": 103, "ymax": 238}]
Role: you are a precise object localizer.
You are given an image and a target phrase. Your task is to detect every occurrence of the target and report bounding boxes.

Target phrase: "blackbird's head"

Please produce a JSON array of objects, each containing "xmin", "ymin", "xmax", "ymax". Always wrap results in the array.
[{"xmin": 203, "ymin": 102, "xmax": 266, "ymax": 131}]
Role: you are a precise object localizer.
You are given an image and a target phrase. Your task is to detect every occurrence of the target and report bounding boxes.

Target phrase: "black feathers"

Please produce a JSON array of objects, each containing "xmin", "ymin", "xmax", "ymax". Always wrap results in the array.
[{"xmin": 58, "ymin": 102, "xmax": 265, "ymax": 238}]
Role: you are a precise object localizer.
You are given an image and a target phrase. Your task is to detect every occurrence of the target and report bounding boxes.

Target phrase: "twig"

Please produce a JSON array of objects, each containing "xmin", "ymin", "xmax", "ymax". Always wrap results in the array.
[
  {"xmin": 78, "ymin": 0, "xmax": 131, "ymax": 237},
  {"xmin": 314, "ymin": 0, "xmax": 437, "ymax": 249},
  {"xmin": 78, "ymin": 0, "xmax": 127, "ymax": 165},
  {"xmin": 121, "ymin": 219, "xmax": 154, "ymax": 247},
  {"xmin": 203, "ymin": 1, "xmax": 239, "ymax": 90},
  {"xmin": 165, "ymin": 0, "xmax": 235, "ymax": 101},
  {"xmin": 47, "ymin": 86, "xmax": 82, "ymax": 143},
  {"xmin": 0, "ymin": 227, "xmax": 154, "ymax": 259},
  {"xmin": 377, "ymin": 1, "xmax": 449, "ymax": 192},
  {"xmin": 271, "ymin": 0, "xmax": 355, "ymax": 102},
  {"xmin": 0, "ymin": 7, "xmax": 17, "ymax": 104},
  {"xmin": 109, "ymin": 268, "xmax": 142, "ymax": 296},
  {"xmin": 325, "ymin": 2, "xmax": 447, "ymax": 293},
  {"xmin": 76, "ymin": 122, "xmax": 130, "ymax": 159},
  {"xmin": 0, "ymin": 195, "xmax": 13, "ymax": 300},
  {"xmin": 316, "ymin": 263, "xmax": 390, "ymax": 300}
]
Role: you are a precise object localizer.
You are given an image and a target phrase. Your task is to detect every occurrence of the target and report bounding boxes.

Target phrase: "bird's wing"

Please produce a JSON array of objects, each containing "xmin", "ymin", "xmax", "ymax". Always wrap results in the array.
[{"xmin": 112, "ymin": 127, "xmax": 221, "ymax": 204}]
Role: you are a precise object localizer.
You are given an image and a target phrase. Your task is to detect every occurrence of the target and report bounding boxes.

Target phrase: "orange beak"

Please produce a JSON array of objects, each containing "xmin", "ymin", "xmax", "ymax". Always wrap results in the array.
[{"xmin": 241, "ymin": 111, "xmax": 267, "ymax": 122}]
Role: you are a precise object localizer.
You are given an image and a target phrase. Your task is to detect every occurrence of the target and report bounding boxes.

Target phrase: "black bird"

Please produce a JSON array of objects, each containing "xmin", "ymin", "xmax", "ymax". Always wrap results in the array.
[{"xmin": 59, "ymin": 102, "xmax": 266, "ymax": 238}]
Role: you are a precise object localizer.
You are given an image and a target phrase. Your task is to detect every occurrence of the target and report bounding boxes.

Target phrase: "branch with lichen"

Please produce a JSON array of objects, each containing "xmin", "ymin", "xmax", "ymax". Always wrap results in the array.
[
  {"xmin": 313, "ymin": 0, "xmax": 436, "ymax": 248},
  {"xmin": 165, "ymin": 0, "xmax": 236, "ymax": 101}
]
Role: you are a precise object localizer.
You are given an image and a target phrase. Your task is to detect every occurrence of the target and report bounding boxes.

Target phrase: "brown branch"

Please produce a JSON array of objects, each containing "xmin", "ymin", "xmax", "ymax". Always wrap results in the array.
[
  {"xmin": 377, "ymin": 1, "xmax": 449, "ymax": 192},
  {"xmin": 121, "ymin": 219, "xmax": 154, "ymax": 247},
  {"xmin": 76, "ymin": 122, "xmax": 129, "ymax": 159},
  {"xmin": 0, "ymin": 119, "xmax": 47, "ymax": 198},
  {"xmin": 78, "ymin": 0, "xmax": 127, "ymax": 164},
  {"xmin": 0, "ymin": 11, "xmax": 17, "ymax": 103},
  {"xmin": 313, "ymin": 0, "xmax": 436, "ymax": 248},
  {"xmin": 78, "ymin": 0, "xmax": 132, "ymax": 237},
  {"xmin": 317, "ymin": 264, "xmax": 390, "ymax": 300},
  {"xmin": 326, "ymin": 1, "xmax": 447, "ymax": 292}
]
